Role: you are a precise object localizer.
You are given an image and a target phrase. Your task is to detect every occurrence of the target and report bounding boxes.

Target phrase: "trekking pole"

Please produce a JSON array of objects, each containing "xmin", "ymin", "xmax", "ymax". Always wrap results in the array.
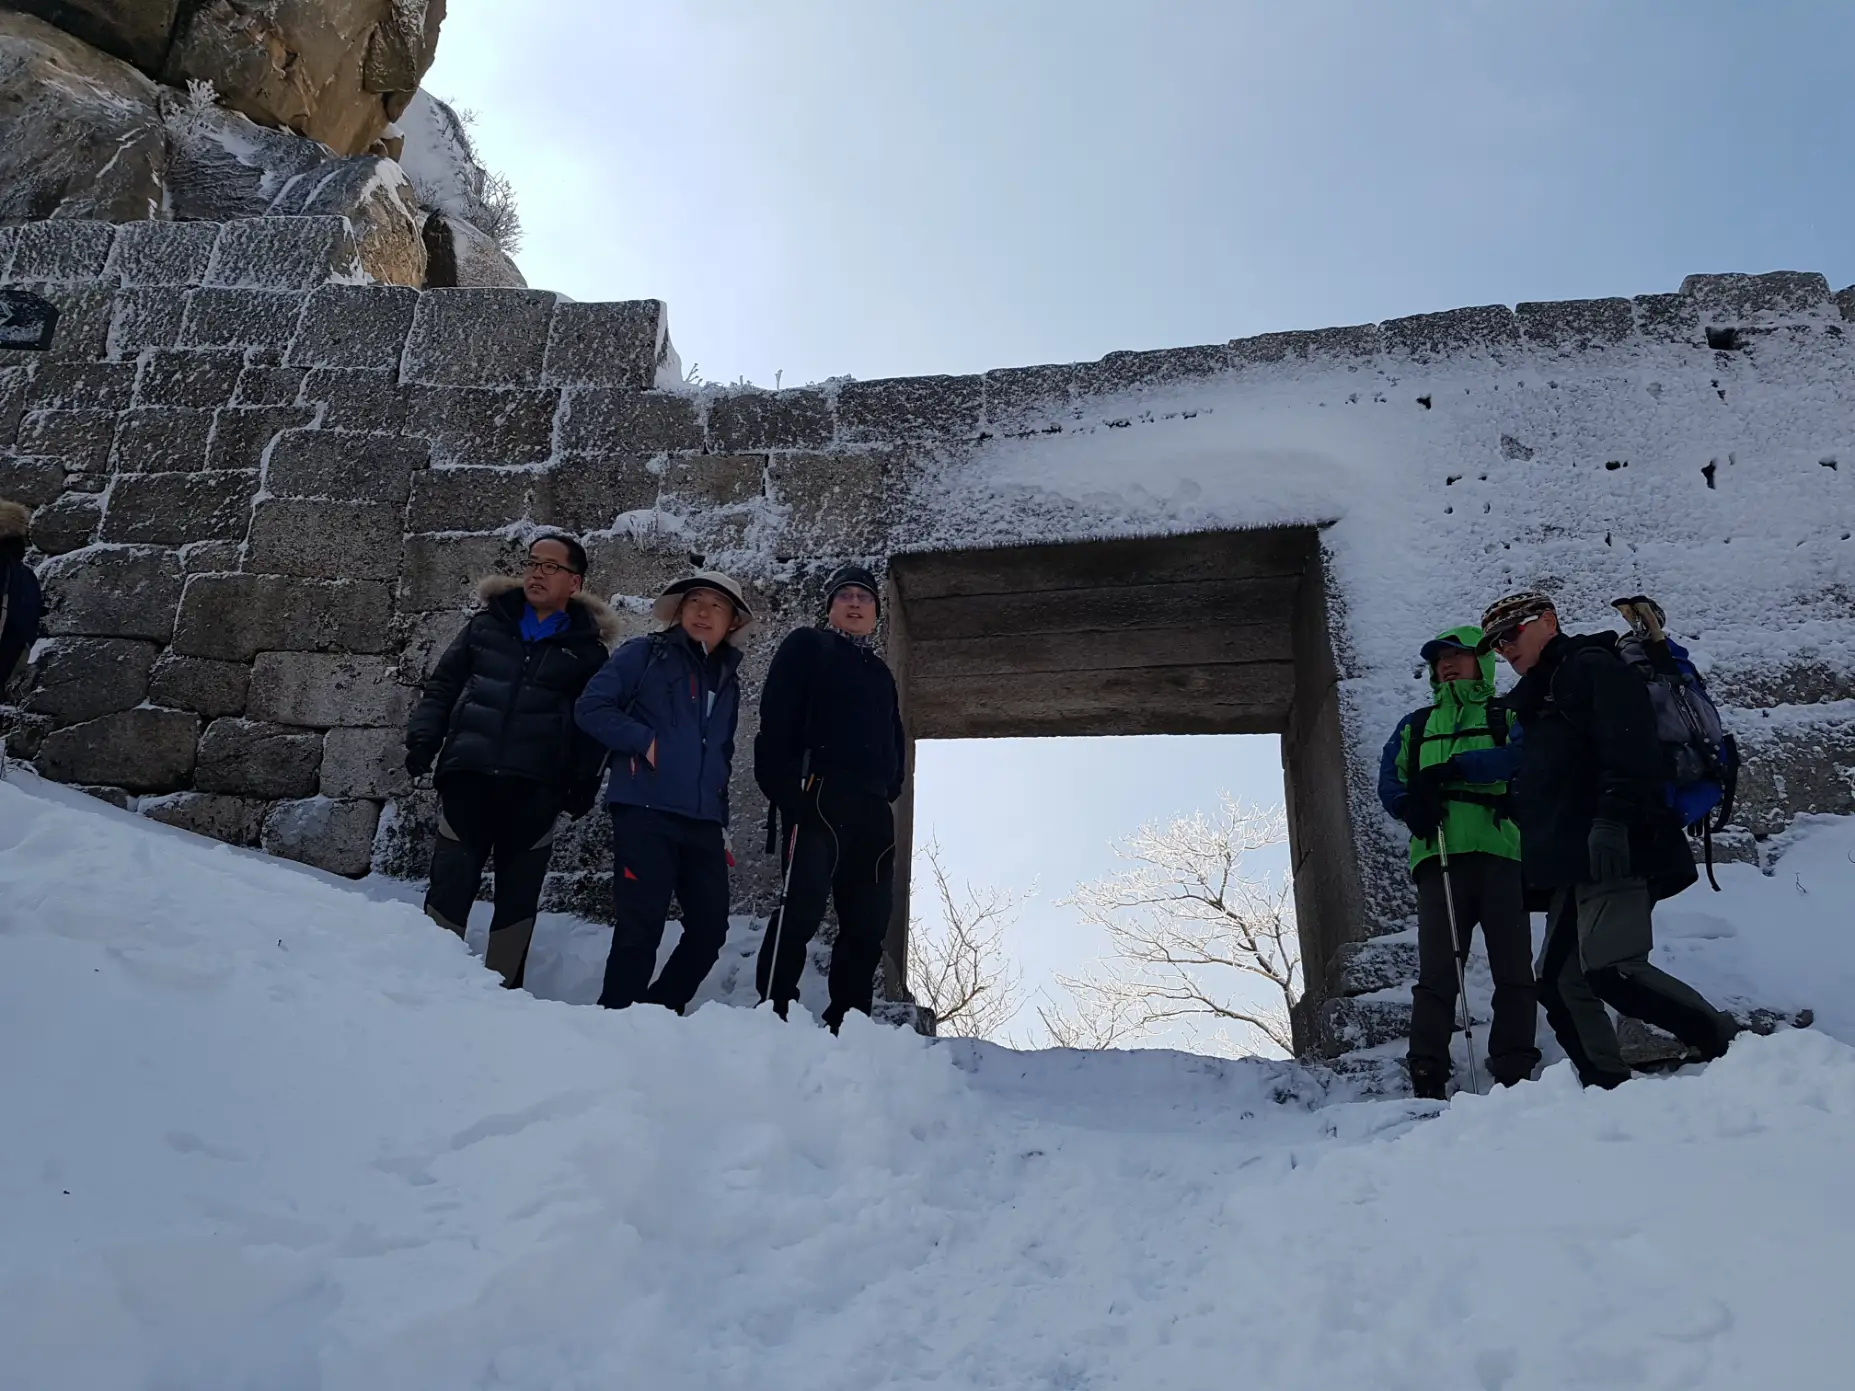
[
  {"xmin": 1434, "ymin": 825, "xmax": 1482, "ymax": 1096},
  {"xmin": 760, "ymin": 752, "xmax": 809, "ymax": 1008}
]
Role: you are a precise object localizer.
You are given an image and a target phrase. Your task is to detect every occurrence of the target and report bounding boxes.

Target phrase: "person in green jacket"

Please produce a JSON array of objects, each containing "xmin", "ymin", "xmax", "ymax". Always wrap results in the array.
[{"xmin": 1377, "ymin": 625, "xmax": 1541, "ymax": 1098}]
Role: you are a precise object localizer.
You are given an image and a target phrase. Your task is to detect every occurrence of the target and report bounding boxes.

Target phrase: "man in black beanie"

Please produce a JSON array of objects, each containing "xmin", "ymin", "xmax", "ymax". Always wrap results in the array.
[{"xmin": 754, "ymin": 565, "xmax": 906, "ymax": 1031}]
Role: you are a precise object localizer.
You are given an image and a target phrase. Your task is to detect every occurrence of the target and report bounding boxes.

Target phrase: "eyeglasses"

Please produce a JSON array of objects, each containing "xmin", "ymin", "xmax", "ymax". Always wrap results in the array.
[
  {"xmin": 523, "ymin": 558, "xmax": 581, "ymax": 577},
  {"xmin": 1490, "ymin": 619, "xmax": 1534, "ymax": 651},
  {"xmin": 832, "ymin": 586, "xmax": 877, "ymax": 604}
]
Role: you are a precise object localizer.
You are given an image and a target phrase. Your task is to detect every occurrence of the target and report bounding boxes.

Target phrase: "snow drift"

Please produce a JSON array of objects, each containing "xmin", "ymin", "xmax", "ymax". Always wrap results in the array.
[{"xmin": 2, "ymin": 774, "xmax": 1851, "ymax": 1389}]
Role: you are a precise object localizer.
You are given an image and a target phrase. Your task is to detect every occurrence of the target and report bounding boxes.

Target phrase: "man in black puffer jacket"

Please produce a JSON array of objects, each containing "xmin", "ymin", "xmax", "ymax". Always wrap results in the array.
[
  {"xmin": 405, "ymin": 534, "xmax": 618, "ymax": 987},
  {"xmin": 1481, "ymin": 590, "xmax": 1737, "ymax": 1088},
  {"xmin": 754, "ymin": 565, "xmax": 906, "ymax": 1031}
]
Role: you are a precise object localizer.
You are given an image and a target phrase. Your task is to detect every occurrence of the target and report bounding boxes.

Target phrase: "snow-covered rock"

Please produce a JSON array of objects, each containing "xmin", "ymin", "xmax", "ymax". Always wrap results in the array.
[{"xmin": 399, "ymin": 90, "xmax": 526, "ymax": 288}]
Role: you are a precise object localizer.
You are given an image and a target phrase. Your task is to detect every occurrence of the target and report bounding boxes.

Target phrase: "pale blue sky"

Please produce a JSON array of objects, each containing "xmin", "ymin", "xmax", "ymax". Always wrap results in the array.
[{"xmin": 424, "ymin": 2, "xmax": 1854, "ymax": 1044}]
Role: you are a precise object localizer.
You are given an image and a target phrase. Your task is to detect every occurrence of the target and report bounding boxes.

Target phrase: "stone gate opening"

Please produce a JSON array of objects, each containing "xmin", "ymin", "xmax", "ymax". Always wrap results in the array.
[{"xmin": 883, "ymin": 526, "xmax": 1362, "ymax": 1050}]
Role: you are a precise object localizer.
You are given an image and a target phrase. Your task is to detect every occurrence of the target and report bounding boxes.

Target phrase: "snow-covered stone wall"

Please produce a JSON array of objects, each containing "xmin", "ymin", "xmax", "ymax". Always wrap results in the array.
[{"xmin": 5, "ymin": 215, "xmax": 1854, "ymax": 1040}]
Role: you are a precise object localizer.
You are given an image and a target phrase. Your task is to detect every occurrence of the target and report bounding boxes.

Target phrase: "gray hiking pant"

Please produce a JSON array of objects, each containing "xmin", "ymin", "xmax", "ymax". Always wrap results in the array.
[
  {"xmin": 1408, "ymin": 853, "xmax": 1540, "ymax": 1086},
  {"xmin": 1539, "ymin": 879, "xmax": 1734, "ymax": 1087}
]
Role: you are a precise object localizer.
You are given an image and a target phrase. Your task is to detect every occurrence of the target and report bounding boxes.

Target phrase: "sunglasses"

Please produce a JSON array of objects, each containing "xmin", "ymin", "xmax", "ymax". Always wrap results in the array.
[{"xmin": 1490, "ymin": 618, "xmax": 1535, "ymax": 651}]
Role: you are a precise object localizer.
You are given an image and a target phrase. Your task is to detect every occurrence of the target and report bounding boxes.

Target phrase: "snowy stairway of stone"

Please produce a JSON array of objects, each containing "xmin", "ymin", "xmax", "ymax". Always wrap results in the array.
[{"xmin": 3, "ymin": 773, "xmax": 1852, "ymax": 1388}]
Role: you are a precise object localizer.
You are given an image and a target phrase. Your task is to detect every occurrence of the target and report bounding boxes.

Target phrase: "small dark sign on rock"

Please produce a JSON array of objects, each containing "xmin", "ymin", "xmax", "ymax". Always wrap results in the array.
[{"xmin": 0, "ymin": 289, "xmax": 59, "ymax": 352}]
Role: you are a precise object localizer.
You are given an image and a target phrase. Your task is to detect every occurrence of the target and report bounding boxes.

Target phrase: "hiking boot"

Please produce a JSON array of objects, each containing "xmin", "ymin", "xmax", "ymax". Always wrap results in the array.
[{"xmin": 1407, "ymin": 1061, "xmax": 1449, "ymax": 1101}]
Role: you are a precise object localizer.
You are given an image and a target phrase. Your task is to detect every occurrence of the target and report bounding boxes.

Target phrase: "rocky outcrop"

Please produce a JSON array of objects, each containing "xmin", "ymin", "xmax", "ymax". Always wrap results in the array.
[
  {"xmin": 267, "ymin": 155, "xmax": 425, "ymax": 290},
  {"xmin": 7, "ymin": 0, "xmax": 446, "ymax": 157},
  {"xmin": 0, "ymin": 12, "xmax": 167, "ymax": 222},
  {"xmin": 399, "ymin": 90, "xmax": 524, "ymax": 288}
]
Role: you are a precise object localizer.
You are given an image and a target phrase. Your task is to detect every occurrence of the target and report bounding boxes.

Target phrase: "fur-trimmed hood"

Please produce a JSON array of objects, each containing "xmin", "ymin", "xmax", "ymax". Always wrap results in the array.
[
  {"xmin": 476, "ymin": 574, "xmax": 623, "ymax": 647},
  {"xmin": 0, "ymin": 500, "xmax": 29, "ymax": 543}
]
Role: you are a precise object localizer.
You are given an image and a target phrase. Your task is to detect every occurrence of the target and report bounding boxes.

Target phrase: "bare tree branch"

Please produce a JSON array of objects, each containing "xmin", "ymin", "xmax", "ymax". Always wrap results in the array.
[
  {"xmin": 1050, "ymin": 797, "xmax": 1301, "ymax": 1057},
  {"xmin": 907, "ymin": 838, "xmax": 1028, "ymax": 1040}
]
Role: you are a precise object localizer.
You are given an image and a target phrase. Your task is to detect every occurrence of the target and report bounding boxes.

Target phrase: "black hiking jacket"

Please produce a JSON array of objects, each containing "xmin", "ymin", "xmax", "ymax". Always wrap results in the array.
[
  {"xmin": 407, "ymin": 578, "xmax": 617, "ymax": 793},
  {"xmin": 1507, "ymin": 631, "xmax": 1698, "ymax": 901},
  {"xmin": 755, "ymin": 625, "xmax": 905, "ymax": 813}
]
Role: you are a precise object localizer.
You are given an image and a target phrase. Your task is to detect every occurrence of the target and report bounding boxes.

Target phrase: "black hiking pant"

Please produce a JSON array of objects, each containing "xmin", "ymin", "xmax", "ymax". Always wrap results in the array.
[
  {"xmin": 1540, "ymin": 879, "xmax": 1735, "ymax": 1087},
  {"xmin": 755, "ymin": 780, "xmax": 897, "ymax": 1029},
  {"xmin": 599, "ymin": 803, "xmax": 731, "ymax": 1012},
  {"xmin": 424, "ymin": 773, "xmax": 564, "ymax": 989},
  {"xmin": 1409, "ymin": 853, "xmax": 1540, "ymax": 1087}
]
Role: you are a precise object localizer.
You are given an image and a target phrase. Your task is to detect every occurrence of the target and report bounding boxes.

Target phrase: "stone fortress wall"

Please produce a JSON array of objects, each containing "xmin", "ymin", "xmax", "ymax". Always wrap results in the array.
[{"xmin": 6, "ymin": 213, "xmax": 1855, "ymax": 1050}]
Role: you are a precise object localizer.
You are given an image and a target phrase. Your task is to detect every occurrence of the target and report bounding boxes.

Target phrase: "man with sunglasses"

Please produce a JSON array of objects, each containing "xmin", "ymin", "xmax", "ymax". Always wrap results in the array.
[
  {"xmin": 1481, "ymin": 590, "xmax": 1738, "ymax": 1088},
  {"xmin": 752, "ymin": 565, "xmax": 906, "ymax": 1032},
  {"xmin": 405, "ymin": 534, "xmax": 618, "ymax": 988}
]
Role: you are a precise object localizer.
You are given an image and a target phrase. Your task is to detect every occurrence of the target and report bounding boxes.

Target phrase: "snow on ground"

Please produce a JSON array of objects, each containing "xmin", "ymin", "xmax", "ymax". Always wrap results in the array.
[{"xmin": 4, "ymin": 774, "xmax": 1854, "ymax": 1389}]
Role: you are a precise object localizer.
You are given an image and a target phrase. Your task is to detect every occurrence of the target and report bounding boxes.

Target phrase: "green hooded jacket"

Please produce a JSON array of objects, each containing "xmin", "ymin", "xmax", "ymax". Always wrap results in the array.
[{"xmin": 1379, "ymin": 624, "xmax": 1521, "ymax": 874}]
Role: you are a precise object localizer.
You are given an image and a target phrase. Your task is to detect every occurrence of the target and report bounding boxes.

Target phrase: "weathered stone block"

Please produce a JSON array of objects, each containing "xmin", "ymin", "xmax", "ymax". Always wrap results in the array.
[
  {"xmin": 982, "ymin": 365, "xmax": 1076, "ymax": 427},
  {"xmin": 0, "ymin": 706, "xmax": 52, "ymax": 759},
  {"xmin": 584, "ymin": 534, "xmax": 689, "ymax": 603},
  {"xmin": 663, "ymin": 454, "xmax": 764, "ymax": 507},
  {"xmin": 37, "ymin": 544, "xmax": 182, "ymax": 640},
  {"xmin": 148, "ymin": 654, "xmax": 249, "ymax": 717},
  {"xmin": 1335, "ymin": 936, "xmax": 1419, "ymax": 997},
  {"xmin": 108, "ymin": 287, "xmax": 190, "ymax": 357},
  {"xmin": 195, "ymin": 718, "xmax": 323, "ymax": 798},
  {"xmin": 264, "ymin": 429, "xmax": 426, "ymax": 503},
  {"xmin": 1313, "ymin": 995, "xmax": 1412, "ymax": 1056},
  {"xmin": 22, "ymin": 636, "xmax": 158, "ymax": 725},
  {"xmin": 1680, "ymin": 271, "xmax": 1832, "ymax": 323},
  {"xmin": 16, "ymin": 409, "xmax": 116, "ymax": 470},
  {"xmin": 179, "ymin": 539, "xmax": 240, "ymax": 572},
  {"xmin": 1838, "ymin": 285, "xmax": 1855, "ymax": 325},
  {"xmin": 1516, "ymin": 297, "xmax": 1636, "ymax": 353},
  {"xmin": 395, "ymin": 608, "xmax": 469, "ymax": 684},
  {"xmin": 836, "ymin": 375, "xmax": 982, "ymax": 443},
  {"xmin": 538, "ymin": 455, "xmax": 657, "ymax": 532},
  {"xmin": 100, "ymin": 470, "xmax": 255, "ymax": 545},
  {"xmin": 13, "ymin": 284, "xmax": 113, "ymax": 361},
  {"xmin": 297, "ymin": 368, "xmax": 409, "ymax": 433},
  {"xmin": 261, "ymin": 797, "xmax": 382, "ymax": 878},
  {"xmin": 398, "ymin": 533, "xmax": 525, "ymax": 611},
  {"xmin": 35, "ymin": 708, "xmax": 198, "ymax": 792},
  {"xmin": 403, "ymin": 289, "xmax": 558, "ymax": 387},
  {"xmin": 768, "ymin": 449, "xmax": 899, "ymax": 552},
  {"xmin": 371, "ymin": 787, "xmax": 437, "ymax": 878},
  {"xmin": 0, "ymin": 368, "xmax": 27, "ymax": 449},
  {"xmin": 406, "ymin": 466, "xmax": 535, "ymax": 533},
  {"xmin": 1381, "ymin": 304, "xmax": 1521, "ymax": 360},
  {"xmin": 173, "ymin": 573, "xmax": 393, "ymax": 660},
  {"xmin": 203, "ymin": 217, "xmax": 360, "ymax": 291},
  {"xmin": 288, "ymin": 284, "xmax": 420, "ymax": 370},
  {"xmin": 205, "ymin": 405, "xmax": 318, "ymax": 470},
  {"xmin": 28, "ymin": 361, "xmax": 136, "ymax": 411},
  {"xmin": 541, "ymin": 299, "xmax": 668, "ymax": 390},
  {"xmin": 9, "ymin": 221, "xmax": 116, "ymax": 283},
  {"xmin": 404, "ymin": 386, "xmax": 558, "ymax": 466},
  {"xmin": 113, "ymin": 344, "xmax": 186, "ymax": 405},
  {"xmin": 248, "ymin": 651, "xmax": 408, "ymax": 728},
  {"xmin": 75, "ymin": 785, "xmax": 131, "ymax": 809},
  {"xmin": 1633, "ymin": 293, "xmax": 1700, "ymax": 344},
  {"xmin": 139, "ymin": 792, "xmax": 265, "ymax": 848},
  {"xmin": 234, "ymin": 365, "xmax": 307, "ymax": 407},
  {"xmin": 28, "ymin": 492, "xmax": 101, "ymax": 554},
  {"xmin": 321, "ymin": 726, "xmax": 412, "ymax": 799},
  {"xmin": 0, "ymin": 454, "xmax": 64, "ymax": 506},
  {"xmin": 1731, "ymin": 723, "xmax": 1855, "ymax": 835},
  {"xmin": 557, "ymin": 388, "xmax": 700, "ymax": 455},
  {"xmin": 112, "ymin": 408, "xmax": 214, "ymax": 472},
  {"xmin": 60, "ymin": 472, "xmax": 107, "ymax": 494},
  {"xmin": 246, "ymin": 499, "xmax": 403, "ymax": 580},
  {"xmin": 706, "ymin": 388, "xmax": 833, "ymax": 452},
  {"xmin": 178, "ymin": 289, "xmax": 308, "ymax": 350},
  {"xmin": 105, "ymin": 221, "xmax": 220, "ymax": 288},
  {"xmin": 1077, "ymin": 345, "xmax": 1231, "ymax": 397}
]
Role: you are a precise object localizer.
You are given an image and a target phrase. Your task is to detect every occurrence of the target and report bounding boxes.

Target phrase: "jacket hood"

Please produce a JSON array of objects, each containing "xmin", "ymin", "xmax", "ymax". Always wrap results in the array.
[
  {"xmin": 476, "ymin": 574, "xmax": 623, "ymax": 647},
  {"xmin": 1424, "ymin": 623, "xmax": 1496, "ymax": 703},
  {"xmin": 0, "ymin": 500, "xmax": 29, "ymax": 543}
]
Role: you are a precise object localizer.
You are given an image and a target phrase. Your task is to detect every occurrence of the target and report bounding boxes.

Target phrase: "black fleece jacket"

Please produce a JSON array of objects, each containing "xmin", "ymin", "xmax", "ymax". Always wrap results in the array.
[{"xmin": 755, "ymin": 625, "xmax": 905, "ymax": 810}]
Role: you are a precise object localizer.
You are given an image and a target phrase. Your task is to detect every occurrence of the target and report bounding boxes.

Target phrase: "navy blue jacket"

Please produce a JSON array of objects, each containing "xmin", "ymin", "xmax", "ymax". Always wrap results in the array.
[
  {"xmin": 0, "ymin": 556, "xmax": 42, "ymax": 692},
  {"xmin": 576, "ymin": 627, "xmax": 743, "ymax": 825},
  {"xmin": 755, "ymin": 625, "xmax": 905, "ymax": 811}
]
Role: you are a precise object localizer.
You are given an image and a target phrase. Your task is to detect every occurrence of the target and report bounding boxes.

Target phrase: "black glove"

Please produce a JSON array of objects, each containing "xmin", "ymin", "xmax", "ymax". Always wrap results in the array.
[
  {"xmin": 1588, "ymin": 818, "xmax": 1632, "ymax": 883},
  {"xmin": 404, "ymin": 743, "xmax": 436, "ymax": 778},
  {"xmin": 564, "ymin": 780, "xmax": 598, "ymax": 820},
  {"xmin": 1401, "ymin": 760, "xmax": 1455, "ymax": 840}
]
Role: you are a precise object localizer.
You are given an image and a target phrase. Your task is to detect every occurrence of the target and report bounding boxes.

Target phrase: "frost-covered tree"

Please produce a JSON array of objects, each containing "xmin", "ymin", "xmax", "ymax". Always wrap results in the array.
[
  {"xmin": 1050, "ymin": 798, "xmax": 1301, "ymax": 1058},
  {"xmin": 907, "ymin": 839, "xmax": 1027, "ymax": 1040}
]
